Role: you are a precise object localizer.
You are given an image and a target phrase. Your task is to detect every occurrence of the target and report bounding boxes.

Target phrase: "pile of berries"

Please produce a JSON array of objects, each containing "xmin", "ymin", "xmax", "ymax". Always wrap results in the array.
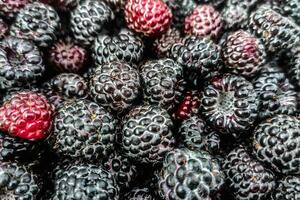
[{"xmin": 0, "ymin": 0, "xmax": 300, "ymax": 199}]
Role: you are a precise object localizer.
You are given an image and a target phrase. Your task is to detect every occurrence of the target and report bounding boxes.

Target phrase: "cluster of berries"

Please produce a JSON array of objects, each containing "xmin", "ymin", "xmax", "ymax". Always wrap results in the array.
[{"xmin": 0, "ymin": 0, "xmax": 299, "ymax": 199}]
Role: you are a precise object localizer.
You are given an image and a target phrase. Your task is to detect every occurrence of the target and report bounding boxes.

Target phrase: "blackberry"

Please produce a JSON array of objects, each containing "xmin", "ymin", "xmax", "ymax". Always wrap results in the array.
[
  {"xmin": 0, "ymin": 18, "xmax": 8, "ymax": 39},
  {"xmin": 152, "ymin": 27, "xmax": 181, "ymax": 58},
  {"xmin": 93, "ymin": 29, "xmax": 144, "ymax": 65},
  {"xmin": 0, "ymin": 0, "xmax": 33, "ymax": 20},
  {"xmin": 200, "ymin": 74, "xmax": 258, "ymax": 135},
  {"xmin": 253, "ymin": 115, "xmax": 300, "ymax": 175},
  {"xmin": 44, "ymin": 73, "xmax": 89, "ymax": 99},
  {"xmin": 51, "ymin": 99, "xmax": 116, "ymax": 161},
  {"xmin": 102, "ymin": 151, "xmax": 138, "ymax": 191},
  {"xmin": 123, "ymin": 187, "xmax": 155, "ymax": 200},
  {"xmin": 0, "ymin": 132, "xmax": 40, "ymax": 162},
  {"xmin": 222, "ymin": 30, "xmax": 266, "ymax": 78},
  {"xmin": 52, "ymin": 164, "xmax": 119, "ymax": 200},
  {"xmin": 90, "ymin": 62, "xmax": 141, "ymax": 114},
  {"xmin": 70, "ymin": 0, "xmax": 114, "ymax": 46},
  {"xmin": 184, "ymin": 5, "xmax": 223, "ymax": 41},
  {"xmin": 47, "ymin": 37, "xmax": 88, "ymax": 73},
  {"xmin": 274, "ymin": 0, "xmax": 300, "ymax": 25},
  {"xmin": 174, "ymin": 90, "xmax": 201, "ymax": 121},
  {"xmin": 10, "ymin": 2, "xmax": 61, "ymax": 48},
  {"xmin": 121, "ymin": 105, "xmax": 175, "ymax": 165},
  {"xmin": 140, "ymin": 59, "xmax": 186, "ymax": 112},
  {"xmin": 179, "ymin": 116, "xmax": 221, "ymax": 154},
  {"xmin": 0, "ymin": 36, "xmax": 44, "ymax": 90},
  {"xmin": 253, "ymin": 68, "xmax": 297, "ymax": 119},
  {"xmin": 163, "ymin": 0, "xmax": 197, "ymax": 28},
  {"xmin": 249, "ymin": 5, "xmax": 300, "ymax": 53},
  {"xmin": 0, "ymin": 161, "xmax": 40, "ymax": 199},
  {"xmin": 272, "ymin": 176, "xmax": 300, "ymax": 200},
  {"xmin": 223, "ymin": 147, "xmax": 275, "ymax": 200},
  {"xmin": 171, "ymin": 35, "xmax": 221, "ymax": 77},
  {"xmin": 158, "ymin": 148, "xmax": 224, "ymax": 200}
]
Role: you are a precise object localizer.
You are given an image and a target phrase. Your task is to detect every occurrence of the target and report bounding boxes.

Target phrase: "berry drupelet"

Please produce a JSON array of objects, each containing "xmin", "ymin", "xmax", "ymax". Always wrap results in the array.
[
  {"xmin": 0, "ymin": 91, "xmax": 53, "ymax": 141},
  {"xmin": 171, "ymin": 35, "xmax": 221, "ymax": 77},
  {"xmin": 0, "ymin": 132, "xmax": 40, "ymax": 162},
  {"xmin": 10, "ymin": 2, "xmax": 61, "ymax": 48},
  {"xmin": 0, "ymin": 0, "xmax": 33, "ymax": 20},
  {"xmin": 0, "ymin": 36, "xmax": 45, "ymax": 90},
  {"xmin": 249, "ymin": 5, "xmax": 300, "ymax": 53},
  {"xmin": 90, "ymin": 62, "xmax": 141, "ymax": 114},
  {"xmin": 253, "ymin": 115, "xmax": 300, "ymax": 175},
  {"xmin": 51, "ymin": 99, "xmax": 116, "ymax": 161},
  {"xmin": 102, "ymin": 151, "xmax": 138, "ymax": 191},
  {"xmin": 274, "ymin": 0, "xmax": 300, "ymax": 25},
  {"xmin": 0, "ymin": 161, "xmax": 40, "ymax": 199},
  {"xmin": 158, "ymin": 148, "xmax": 224, "ymax": 200},
  {"xmin": 179, "ymin": 115, "xmax": 221, "ymax": 154},
  {"xmin": 92, "ymin": 29, "xmax": 144, "ymax": 65},
  {"xmin": 121, "ymin": 105, "xmax": 175, "ymax": 165},
  {"xmin": 152, "ymin": 27, "xmax": 181, "ymax": 58},
  {"xmin": 222, "ymin": 30, "xmax": 266, "ymax": 78},
  {"xmin": 253, "ymin": 68, "xmax": 297, "ymax": 119},
  {"xmin": 70, "ymin": 0, "xmax": 114, "ymax": 46},
  {"xmin": 174, "ymin": 90, "xmax": 201, "ymax": 121},
  {"xmin": 52, "ymin": 164, "xmax": 119, "ymax": 199},
  {"xmin": 45, "ymin": 73, "xmax": 89, "ymax": 99},
  {"xmin": 184, "ymin": 5, "xmax": 223, "ymax": 41},
  {"xmin": 125, "ymin": 0, "xmax": 173, "ymax": 37},
  {"xmin": 140, "ymin": 59, "xmax": 186, "ymax": 112},
  {"xmin": 47, "ymin": 37, "xmax": 88, "ymax": 73},
  {"xmin": 200, "ymin": 74, "xmax": 258, "ymax": 135},
  {"xmin": 223, "ymin": 147, "xmax": 275, "ymax": 200},
  {"xmin": 272, "ymin": 175, "xmax": 300, "ymax": 200}
]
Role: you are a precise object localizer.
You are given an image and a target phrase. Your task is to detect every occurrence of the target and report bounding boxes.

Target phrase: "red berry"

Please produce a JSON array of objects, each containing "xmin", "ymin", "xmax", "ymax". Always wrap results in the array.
[
  {"xmin": 174, "ymin": 91, "xmax": 201, "ymax": 120},
  {"xmin": 0, "ymin": 92, "xmax": 54, "ymax": 141},
  {"xmin": 125, "ymin": 0, "xmax": 172, "ymax": 37},
  {"xmin": 184, "ymin": 5, "xmax": 222, "ymax": 40}
]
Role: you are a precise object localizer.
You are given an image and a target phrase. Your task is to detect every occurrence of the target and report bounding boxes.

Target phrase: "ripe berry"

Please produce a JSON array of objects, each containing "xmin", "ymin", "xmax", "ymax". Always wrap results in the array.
[
  {"xmin": 10, "ymin": 2, "xmax": 61, "ymax": 48},
  {"xmin": 201, "ymin": 74, "xmax": 258, "ymax": 135},
  {"xmin": 0, "ymin": 36, "xmax": 45, "ymax": 89},
  {"xmin": 223, "ymin": 147, "xmax": 275, "ymax": 200},
  {"xmin": 125, "ymin": 0, "xmax": 173, "ymax": 37}
]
